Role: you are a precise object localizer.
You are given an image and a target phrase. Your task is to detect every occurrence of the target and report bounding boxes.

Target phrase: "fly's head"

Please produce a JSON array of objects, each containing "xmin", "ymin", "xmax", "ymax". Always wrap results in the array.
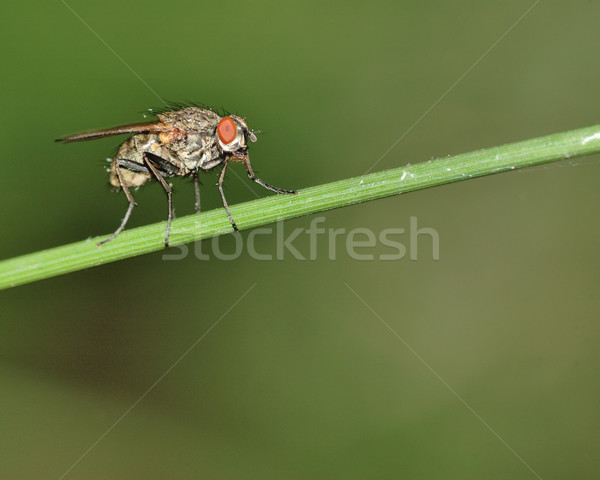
[{"xmin": 216, "ymin": 115, "xmax": 257, "ymax": 159}]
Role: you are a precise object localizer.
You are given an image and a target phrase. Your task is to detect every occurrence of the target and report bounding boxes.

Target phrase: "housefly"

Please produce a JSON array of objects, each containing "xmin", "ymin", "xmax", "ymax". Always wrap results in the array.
[{"xmin": 57, "ymin": 105, "xmax": 297, "ymax": 247}]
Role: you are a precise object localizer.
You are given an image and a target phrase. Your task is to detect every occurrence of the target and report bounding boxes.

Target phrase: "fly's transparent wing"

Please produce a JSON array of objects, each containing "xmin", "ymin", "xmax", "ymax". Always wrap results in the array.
[{"xmin": 56, "ymin": 121, "xmax": 170, "ymax": 143}]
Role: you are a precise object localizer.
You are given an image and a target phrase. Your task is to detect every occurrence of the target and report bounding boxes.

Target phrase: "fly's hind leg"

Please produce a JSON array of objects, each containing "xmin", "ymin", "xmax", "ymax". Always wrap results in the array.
[
  {"xmin": 98, "ymin": 160, "xmax": 138, "ymax": 247},
  {"xmin": 143, "ymin": 152, "xmax": 174, "ymax": 247},
  {"xmin": 243, "ymin": 154, "xmax": 297, "ymax": 195}
]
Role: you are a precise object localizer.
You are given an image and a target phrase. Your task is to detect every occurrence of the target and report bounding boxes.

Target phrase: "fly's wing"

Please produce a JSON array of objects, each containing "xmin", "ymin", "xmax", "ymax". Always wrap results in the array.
[{"xmin": 55, "ymin": 121, "xmax": 171, "ymax": 143}]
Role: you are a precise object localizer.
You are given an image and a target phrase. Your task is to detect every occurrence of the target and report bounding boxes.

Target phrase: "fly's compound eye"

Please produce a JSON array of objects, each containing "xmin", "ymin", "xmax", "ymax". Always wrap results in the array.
[{"xmin": 217, "ymin": 117, "xmax": 237, "ymax": 145}]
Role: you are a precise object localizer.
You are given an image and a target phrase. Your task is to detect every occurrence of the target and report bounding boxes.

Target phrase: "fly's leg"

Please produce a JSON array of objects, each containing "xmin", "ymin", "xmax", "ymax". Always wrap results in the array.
[
  {"xmin": 143, "ymin": 152, "xmax": 174, "ymax": 247},
  {"xmin": 192, "ymin": 172, "xmax": 201, "ymax": 213},
  {"xmin": 98, "ymin": 161, "xmax": 137, "ymax": 247},
  {"xmin": 217, "ymin": 159, "xmax": 238, "ymax": 231},
  {"xmin": 243, "ymin": 154, "xmax": 297, "ymax": 195}
]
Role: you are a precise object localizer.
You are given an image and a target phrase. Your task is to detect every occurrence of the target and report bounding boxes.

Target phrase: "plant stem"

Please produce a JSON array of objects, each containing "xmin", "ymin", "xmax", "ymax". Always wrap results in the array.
[{"xmin": 2, "ymin": 124, "xmax": 600, "ymax": 290}]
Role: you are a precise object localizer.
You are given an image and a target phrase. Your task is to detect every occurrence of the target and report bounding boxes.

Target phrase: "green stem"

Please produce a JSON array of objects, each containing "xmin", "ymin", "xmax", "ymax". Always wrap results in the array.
[{"xmin": 2, "ymin": 124, "xmax": 600, "ymax": 290}]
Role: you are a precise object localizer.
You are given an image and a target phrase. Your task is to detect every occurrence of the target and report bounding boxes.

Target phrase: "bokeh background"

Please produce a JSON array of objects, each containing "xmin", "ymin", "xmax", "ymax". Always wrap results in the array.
[{"xmin": 1, "ymin": 1, "xmax": 599, "ymax": 478}]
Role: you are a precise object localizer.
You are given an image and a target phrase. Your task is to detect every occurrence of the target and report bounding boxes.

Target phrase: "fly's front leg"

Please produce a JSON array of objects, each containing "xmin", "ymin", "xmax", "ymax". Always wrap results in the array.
[
  {"xmin": 98, "ymin": 160, "xmax": 137, "ymax": 247},
  {"xmin": 243, "ymin": 154, "xmax": 297, "ymax": 195},
  {"xmin": 143, "ymin": 152, "xmax": 174, "ymax": 247},
  {"xmin": 192, "ymin": 172, "xmax": 201, "ymax": 213},
  {"xmin": 217, "ymin": 159, "xmax": 238, "ymax": 231}
]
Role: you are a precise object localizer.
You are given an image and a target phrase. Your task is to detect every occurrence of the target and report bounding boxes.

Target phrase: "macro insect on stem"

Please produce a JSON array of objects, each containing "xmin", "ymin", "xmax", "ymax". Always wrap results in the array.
[{"xmin": 56, "ymin": 106, "xmax": 297, "ymax": 247}]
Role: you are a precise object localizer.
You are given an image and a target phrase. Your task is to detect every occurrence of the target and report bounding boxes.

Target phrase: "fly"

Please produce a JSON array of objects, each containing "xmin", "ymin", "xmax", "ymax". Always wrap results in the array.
[{"xmin": 56, "ymin": 105, "xmax": 297, "ymax": 247}]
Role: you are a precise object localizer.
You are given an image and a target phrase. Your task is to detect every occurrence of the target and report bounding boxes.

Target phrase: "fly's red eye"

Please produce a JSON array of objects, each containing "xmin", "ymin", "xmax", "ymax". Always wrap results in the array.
[{"xmin": 217, "ymin": 117, "xmax": 237, "ymax": 144}]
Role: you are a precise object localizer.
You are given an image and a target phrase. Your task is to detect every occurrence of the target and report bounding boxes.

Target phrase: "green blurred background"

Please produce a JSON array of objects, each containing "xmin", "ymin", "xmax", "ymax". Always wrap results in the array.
[{"xmin": 1, "ymin": 1, "xmax": 599, "ymax": 478}]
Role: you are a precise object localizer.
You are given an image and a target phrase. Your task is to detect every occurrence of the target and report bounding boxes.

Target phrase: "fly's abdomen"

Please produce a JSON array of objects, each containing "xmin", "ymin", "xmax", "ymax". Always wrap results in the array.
[{"xmin": 109, "ymin": 133, "xmax": 183, "ymax": 188}]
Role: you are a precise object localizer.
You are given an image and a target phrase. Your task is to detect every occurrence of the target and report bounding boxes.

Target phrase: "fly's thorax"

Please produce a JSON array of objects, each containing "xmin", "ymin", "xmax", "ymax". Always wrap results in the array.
[
  {"xmin": 176, "ymin": 131, "xmax": 223, "ymax": 171},
  {"xmin": 157, "ymin": 107, "xmax": 220, "ymax": 135}
]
